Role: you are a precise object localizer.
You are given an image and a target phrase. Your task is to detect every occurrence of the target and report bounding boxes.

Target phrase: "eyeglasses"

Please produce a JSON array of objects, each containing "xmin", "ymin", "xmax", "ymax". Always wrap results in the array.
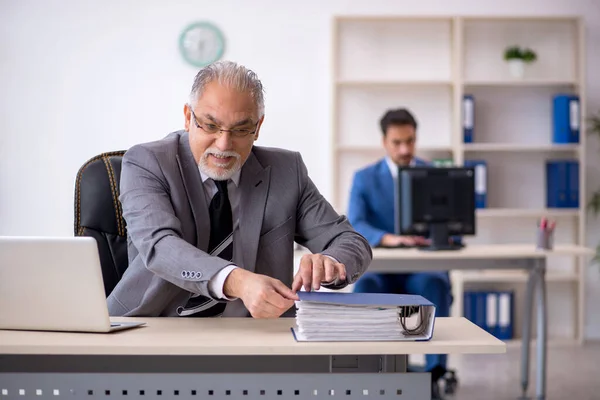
[{"xmin": 190, "ymin": 109, "xmax": 258, "ymax": 138}]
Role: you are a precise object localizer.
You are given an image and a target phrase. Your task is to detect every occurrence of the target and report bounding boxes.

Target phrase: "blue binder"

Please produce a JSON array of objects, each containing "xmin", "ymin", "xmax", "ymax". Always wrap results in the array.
[
  {"xmin": 485, "ymin": 292, "xmax": 498, "ymax": 336},
  {"xmin": 567, "ymin": 160, "xmax": 580, "ymax": 208},
  {"xmin": 553, "ymin": 94, "xmax": 580, "ymax": 143},
  {"xmin": 475, "ymin": 292, "xmax": 487, "ymax": 330},
  {"xmin": 495, "ymin": 291, "xmax": 514, "ymax": 340},
  {"xmin": 463, "ymin": 94, "xmax": 475, "ymax": 143},
  {"xmin": 463, "ymin": 291, "xmax": 473, "ymax": 323},
  {"xmin": 292, "ymin": 292, "xmax": 437, "ymax": 342},
  {"xmin": 546, "ymin": 160, "xmax": 569, "ymax": 208},
  {"xmin": 464, "ymin": 160, "xmax": 487, "ymax": 208}
]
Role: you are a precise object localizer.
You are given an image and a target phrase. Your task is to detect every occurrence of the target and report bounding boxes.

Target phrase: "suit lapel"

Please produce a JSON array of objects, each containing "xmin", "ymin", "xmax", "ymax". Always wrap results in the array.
[
  {"xmin": 237, "ymin": 151, "xmax": 270, "ymax": 273},
  {"xmin": 175, "ymin": 132, "xmax": 210, "ymax": 251},
  {"xmin": 376, "ymin": 160, "xmax": 397, "ymax": 233},
  {"xmin": 376, "ymin": 159, "xmax": 395, "ymax": 208}
]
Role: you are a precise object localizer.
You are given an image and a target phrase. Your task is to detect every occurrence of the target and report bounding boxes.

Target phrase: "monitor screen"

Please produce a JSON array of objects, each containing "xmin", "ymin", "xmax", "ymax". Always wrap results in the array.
[{"xmin": 396, "ymin": 166, "xmax": 476, "ymax": 250}]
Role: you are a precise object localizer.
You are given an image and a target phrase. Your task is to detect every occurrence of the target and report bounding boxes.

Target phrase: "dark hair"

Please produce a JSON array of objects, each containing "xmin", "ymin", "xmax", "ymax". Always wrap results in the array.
[{"xmin": 379, "ymin": 108, "xmax": 418, "ymax": 136}]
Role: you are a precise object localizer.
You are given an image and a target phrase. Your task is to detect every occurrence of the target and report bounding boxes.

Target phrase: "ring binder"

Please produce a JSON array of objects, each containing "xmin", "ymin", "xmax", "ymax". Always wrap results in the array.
[{"xmin": 292, "ymin": 292, "xmax": 437, "ymax": 342}]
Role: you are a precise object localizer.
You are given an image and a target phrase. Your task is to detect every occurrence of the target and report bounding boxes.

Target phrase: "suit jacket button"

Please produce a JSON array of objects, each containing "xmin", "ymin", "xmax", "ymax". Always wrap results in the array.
[{"xmin": 195, "ymin": 271, "xmax": 202, "ymax": 279}]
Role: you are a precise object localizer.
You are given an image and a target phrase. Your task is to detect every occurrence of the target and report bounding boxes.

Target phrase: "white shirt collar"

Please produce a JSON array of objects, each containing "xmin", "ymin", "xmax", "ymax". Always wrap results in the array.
[
  {"xmin": 198, "ymin": 168, "xmax": 241, "ymax": 187},
  {"xmin": 385, "ymin": 156, "xmax": 415, "ymax": 179}
]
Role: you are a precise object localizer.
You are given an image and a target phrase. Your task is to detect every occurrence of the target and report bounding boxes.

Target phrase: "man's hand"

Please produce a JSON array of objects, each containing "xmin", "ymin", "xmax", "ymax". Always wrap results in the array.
[
  {"xmin": 292, "ymin": 254, "xmax": 347, "ymax": 293},
  {"xmin": 223, "ymin": 269, "xmax": 297, "ymax": 319},
  {"xmin": 381, "ymin": 234, "xmax": 430, "ymax": 247}
]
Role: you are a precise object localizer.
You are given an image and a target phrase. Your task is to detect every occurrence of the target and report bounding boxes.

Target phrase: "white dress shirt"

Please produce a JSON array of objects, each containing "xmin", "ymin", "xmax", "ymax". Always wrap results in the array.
[
  {"xmin": 199, "ymin": 168, "xmax": 241, "ymax": 300},
  {"xmin": 385, "ymin": 156, "xmax": 416, "ymax": 179},
  {"xmin": 200, "ymin": 166, "xmax": 343, "ymax": 299}
]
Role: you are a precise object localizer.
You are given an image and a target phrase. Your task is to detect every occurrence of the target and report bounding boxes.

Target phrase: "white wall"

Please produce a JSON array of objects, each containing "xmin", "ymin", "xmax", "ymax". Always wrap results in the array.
[{"xmin": 2, "ymin": 0, "xmax": 600, "ymax": 337}]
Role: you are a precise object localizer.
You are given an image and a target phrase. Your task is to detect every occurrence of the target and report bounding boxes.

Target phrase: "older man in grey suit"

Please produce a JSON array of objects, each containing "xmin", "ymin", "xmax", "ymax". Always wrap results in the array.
[{"xmin": 107, "ymin": 61, "xmax": 372, "ymax": 318}]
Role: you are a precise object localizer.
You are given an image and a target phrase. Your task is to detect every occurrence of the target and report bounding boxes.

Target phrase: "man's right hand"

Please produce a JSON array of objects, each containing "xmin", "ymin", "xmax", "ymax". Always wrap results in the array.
[
  {"xmin": 223, "ymin": 269, "xmax": 298, "ymax": 318},
  {"xmin": 380, "ymin": 234, "xmax": 429, "ymax": 247}
]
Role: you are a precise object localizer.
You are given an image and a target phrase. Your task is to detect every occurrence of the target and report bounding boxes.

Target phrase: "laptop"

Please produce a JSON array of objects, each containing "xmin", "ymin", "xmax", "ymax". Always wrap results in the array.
[{"xmin": 0, "ymin": 236, "xmax": 145, "ymax": 333}]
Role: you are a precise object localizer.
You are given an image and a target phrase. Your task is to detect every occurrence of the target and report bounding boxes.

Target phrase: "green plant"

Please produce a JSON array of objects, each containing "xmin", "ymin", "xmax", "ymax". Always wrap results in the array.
[
  {"xmin": 521, "ymin": 48, "xmax": 537, "ymax": 63},
  {"xmin": 504, "ymin": 46, "xmax": 522, "ymax": 61},
  {"xmin": 503, "ymin": 46, "xmax": 537, "ymax": 63},
  {"xmin": 588, "ymin": 110, "xmax": 600, "ymax": 262}
]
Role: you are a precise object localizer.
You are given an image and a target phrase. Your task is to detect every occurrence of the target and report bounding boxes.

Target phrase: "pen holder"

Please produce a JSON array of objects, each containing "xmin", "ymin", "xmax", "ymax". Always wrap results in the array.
[{"xmin": 536, "ymin": 228, "xmax": 554, "ymax": 250}]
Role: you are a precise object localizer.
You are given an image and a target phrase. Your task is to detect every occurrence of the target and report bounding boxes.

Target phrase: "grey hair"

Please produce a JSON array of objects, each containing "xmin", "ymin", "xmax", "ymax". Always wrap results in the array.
[{"xmin": 188, "ymin": 60, "xmax": 265, "ymax": 117}]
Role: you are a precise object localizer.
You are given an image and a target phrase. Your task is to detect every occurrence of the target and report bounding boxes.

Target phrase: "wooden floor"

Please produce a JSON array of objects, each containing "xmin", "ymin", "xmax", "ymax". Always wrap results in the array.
[{"xmin": 422, "ymin": 342, "xmax": 600, "ymax": 399}]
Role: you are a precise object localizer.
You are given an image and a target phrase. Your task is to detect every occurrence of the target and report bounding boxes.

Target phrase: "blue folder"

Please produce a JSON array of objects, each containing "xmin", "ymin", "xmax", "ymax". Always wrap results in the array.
[
  {"xmin": 463, "ymin": 94, "xmax": 475, "ymax": 143},
  {"xmin": 463, "ymin": 292, "xmax": 473, "ymax": 323},
  {"xmin": 546, "ymin": 160, "xmax": 569, "ymax": 208},
  {"xmin": 464, "ymin": 160, "xmax": 487, "ymax": 208},
  {"xmin": 463, "ymin": 291, "xmax": 484, "ymax": 328},
  {"xmin": 567, "ymin": 160, "xmax": 579, "ymax": 208},
  {"xmin": 553, "ymin": 94, "xmax": 580, "ymax": 143},
  {"xmin": 485, "ymin": 292, "xmax": 498, "ymax": 336},
  {"xmin": 292, "ymin": 292, "xmax": 437, "ymax": 342},
  {"xmin": 495, "ymin": 291, "xmax": 514, "ymax": 340}
]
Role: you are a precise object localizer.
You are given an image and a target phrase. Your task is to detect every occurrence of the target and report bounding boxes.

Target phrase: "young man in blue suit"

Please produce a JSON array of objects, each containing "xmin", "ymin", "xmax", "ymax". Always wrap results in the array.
[{"xmin": 347, "ymin": 108, "xmax": 453, "ymax": 398}]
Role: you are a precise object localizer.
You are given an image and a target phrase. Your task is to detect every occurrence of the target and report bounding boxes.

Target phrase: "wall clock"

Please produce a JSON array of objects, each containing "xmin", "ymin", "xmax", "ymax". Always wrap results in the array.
[{"xmin": 179, "ymin": 22, "xmax": 225, "ymax": 68}]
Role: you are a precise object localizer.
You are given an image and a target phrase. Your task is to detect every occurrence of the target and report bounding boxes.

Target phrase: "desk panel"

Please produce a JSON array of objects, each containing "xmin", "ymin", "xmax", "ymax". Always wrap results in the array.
[{"xmin": 1, "ymin": 372, "xmax": 431, "ymax": 399}]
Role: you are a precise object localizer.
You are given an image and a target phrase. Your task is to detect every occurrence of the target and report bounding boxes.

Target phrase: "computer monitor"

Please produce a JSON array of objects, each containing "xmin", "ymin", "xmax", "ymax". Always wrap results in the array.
[{"xmin": 396, "ymin": 166, "xmax": 476, "ymax": 251}]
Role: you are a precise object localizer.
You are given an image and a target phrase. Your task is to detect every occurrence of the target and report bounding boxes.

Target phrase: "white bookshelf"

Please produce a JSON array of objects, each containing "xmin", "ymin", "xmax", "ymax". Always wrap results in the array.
[{"xmin": 331, "ymin": 16, "xmax": 586, "ymax": 343}]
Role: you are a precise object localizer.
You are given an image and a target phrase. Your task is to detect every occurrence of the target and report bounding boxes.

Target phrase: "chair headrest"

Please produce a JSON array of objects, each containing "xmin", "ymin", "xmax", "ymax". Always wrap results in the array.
[{"xmin": 74, "ymin": 151, "xmax": 127, "ymax": 236}]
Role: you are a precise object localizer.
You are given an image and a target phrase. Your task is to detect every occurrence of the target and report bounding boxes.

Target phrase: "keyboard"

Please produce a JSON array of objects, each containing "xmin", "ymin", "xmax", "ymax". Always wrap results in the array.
[
  {"xmin": 377, "ymin": 243, "xmax": 429, "ymax": 249},
  {"xmin": 378, "ymin": 242, "xmax": 466, "ymax": 250}
]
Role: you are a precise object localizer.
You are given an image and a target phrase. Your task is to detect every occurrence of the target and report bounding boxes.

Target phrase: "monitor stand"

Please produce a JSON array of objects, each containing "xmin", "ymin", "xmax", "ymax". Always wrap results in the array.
[{"xmin": 420, "ymin": 223, "xmax": 464, "ymax": 251}]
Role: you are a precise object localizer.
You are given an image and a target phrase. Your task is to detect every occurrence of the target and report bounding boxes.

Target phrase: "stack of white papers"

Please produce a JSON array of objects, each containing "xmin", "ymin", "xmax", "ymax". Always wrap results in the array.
[{"xmin": 292, "ymin": 292, "xmax": 436, "ymax": 342}]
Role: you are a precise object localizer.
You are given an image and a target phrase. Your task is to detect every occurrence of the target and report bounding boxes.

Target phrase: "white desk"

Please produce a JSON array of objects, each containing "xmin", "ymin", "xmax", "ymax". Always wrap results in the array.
[
  {"xmin": 0, "ymin": 317, "xmax": 504, "ymax": 399},
  {"xmin": 364, "ymin": 244, "xmax": 595, "ymax": 400}
]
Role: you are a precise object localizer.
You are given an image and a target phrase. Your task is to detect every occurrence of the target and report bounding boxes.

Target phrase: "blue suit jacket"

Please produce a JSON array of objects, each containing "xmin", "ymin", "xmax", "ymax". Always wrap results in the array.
[
  {"xmin": 348, "ymin": 157, "xmax": 427, "ymax": 246},
  {"xmin": 347, "ymin": 157, "xmax": 453, "ymax": 283}
]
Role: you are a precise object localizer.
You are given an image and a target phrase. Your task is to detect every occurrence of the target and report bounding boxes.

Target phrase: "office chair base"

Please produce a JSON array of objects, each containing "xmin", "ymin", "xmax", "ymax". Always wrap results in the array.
[{"xmin": 408, "ymin": 364, "xmax": 459, "ymax": 399}]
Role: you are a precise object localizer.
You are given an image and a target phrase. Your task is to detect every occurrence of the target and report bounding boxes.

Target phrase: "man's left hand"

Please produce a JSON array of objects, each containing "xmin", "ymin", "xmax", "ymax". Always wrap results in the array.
[{"xmin": 292, "ymin": 254, "xmax": 347, "ymax": 293}]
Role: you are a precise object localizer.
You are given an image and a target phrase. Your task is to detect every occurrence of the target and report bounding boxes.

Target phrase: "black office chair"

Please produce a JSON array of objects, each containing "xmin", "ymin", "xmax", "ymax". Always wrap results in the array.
[{"xmin": 74, "ymin": 151, "xmax": 128, "ymax": 297}]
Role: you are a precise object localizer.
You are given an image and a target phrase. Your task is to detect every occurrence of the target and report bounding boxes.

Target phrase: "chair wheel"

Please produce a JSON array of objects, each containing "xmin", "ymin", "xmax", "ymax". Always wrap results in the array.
[
  {"xmin": 444, "ymin": 382, "xmax": 458, "ymax": 395},
  {"xmin": 443, "ymin": 370, "xmax": 459, "ymax": 395}
]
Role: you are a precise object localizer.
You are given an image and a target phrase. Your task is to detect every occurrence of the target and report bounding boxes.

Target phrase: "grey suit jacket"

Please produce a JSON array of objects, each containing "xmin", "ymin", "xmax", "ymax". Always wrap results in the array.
[{"xmin": 107, "ymin": 130, "xmax": 372, "ymax": 317}]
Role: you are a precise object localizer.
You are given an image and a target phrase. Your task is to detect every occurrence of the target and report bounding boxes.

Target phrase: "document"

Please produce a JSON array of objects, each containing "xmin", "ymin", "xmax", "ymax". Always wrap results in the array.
[{"xmin": 292, "ymin": 292, "xmax": 436, "ymax": 342}]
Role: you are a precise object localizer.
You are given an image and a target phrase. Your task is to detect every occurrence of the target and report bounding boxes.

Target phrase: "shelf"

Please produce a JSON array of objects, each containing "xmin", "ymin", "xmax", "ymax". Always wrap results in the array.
[
  {"xmin": 454, "ymin": 270, "xmax": 579, "ymax": 283},
  {"xmin": 339, "ymin": 144, "xmax": 581, "ymax": 153},
  {"xmin": 464, "ymin": 79, "xmax": 577, "ymax": 87},
  {"xmin": 476, "ymin": 208, "xmax": 580, "ymax": 218},
  {"xmin": 336, "ymin": 79, "xmax": 452, "ymax": 87},
  {"xmin": 336, "ymin": 16, "xmax": 454, "ymax": 22},
  {"xmin": 336, "ymin": 145, "xmax": 452, "ymax": 153},
  {"xmin": 461, "ymin": 16, "xmax": 581, "ymax": 22},
  {"xmin": 463, "ymin": 143, "xmax": 580, "ymax": 152}
]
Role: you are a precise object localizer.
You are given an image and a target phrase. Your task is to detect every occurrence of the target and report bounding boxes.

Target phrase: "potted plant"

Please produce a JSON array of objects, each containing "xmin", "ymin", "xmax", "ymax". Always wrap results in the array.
[
  {"xmin": 588, "ymin": 110, "xmax": 600, "ymax": 263},
  {"xmin": 503, "ymin": 46, "xmax": 537, "ymax": 78}
]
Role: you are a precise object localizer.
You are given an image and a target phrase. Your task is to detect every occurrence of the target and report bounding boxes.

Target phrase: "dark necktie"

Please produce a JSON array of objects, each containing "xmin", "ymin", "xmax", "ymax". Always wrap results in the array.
[
  {"xmin": 208, "ymin": 180, "xmax": 233, "ymax": 261},
  {"xmin": 178, "ymin": 179, "xmax": 232, "ymax": 318}
]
